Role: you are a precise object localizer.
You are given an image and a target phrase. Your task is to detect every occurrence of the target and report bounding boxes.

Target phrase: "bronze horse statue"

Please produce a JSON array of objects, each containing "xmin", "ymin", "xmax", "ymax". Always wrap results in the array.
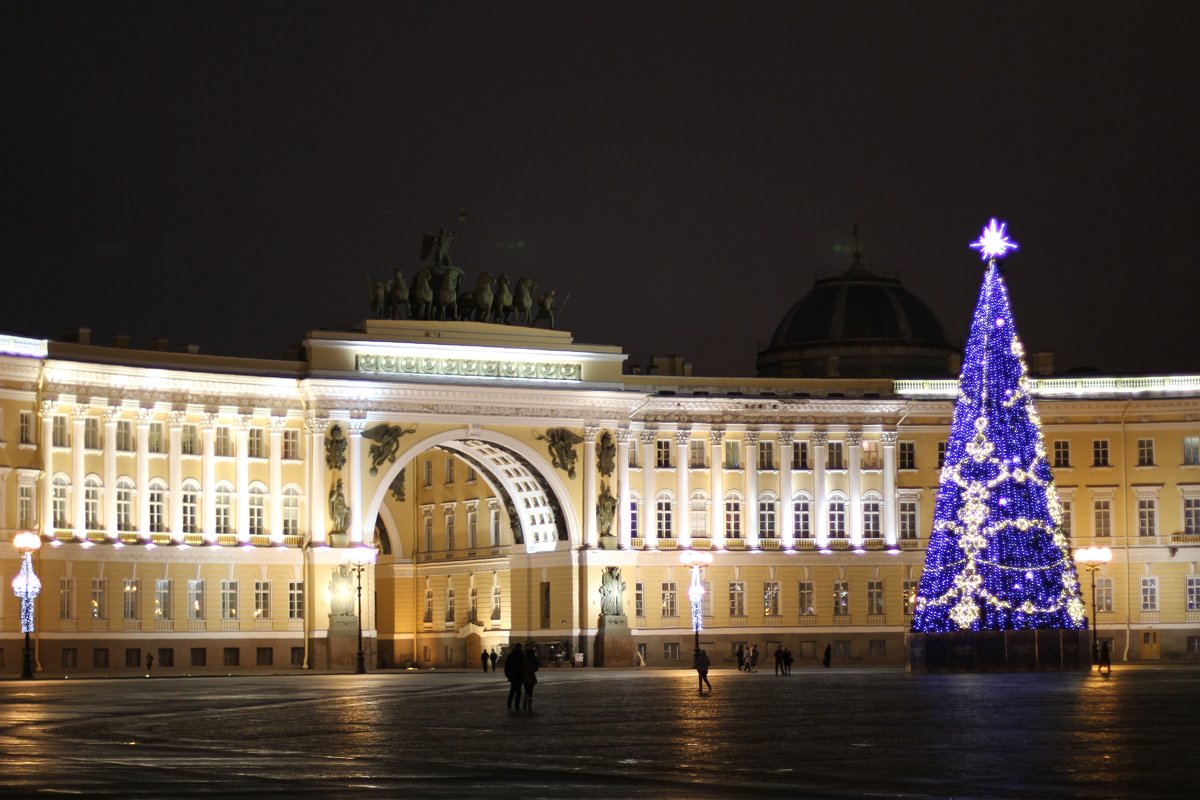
[
  {"xmin": 409, "ymin": 268, "xmax": 433, "ymax": 320},
  {"xmin": 430, "ymin": 265, "xmax": 464, "ymax": 320},
  {"xmin": 457, "ymin": 271, "xmax": 496, "ymax": 322},
  {"xmin": 386, "ymin": 267, "xmax": 409, "ymax": 319},
  {"xmin": 512, "ymin": 277, "xmax": 536, "ymax": 326}
]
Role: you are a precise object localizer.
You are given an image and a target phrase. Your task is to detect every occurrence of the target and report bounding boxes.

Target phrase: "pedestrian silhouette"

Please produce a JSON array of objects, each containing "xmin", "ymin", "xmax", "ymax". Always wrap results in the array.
[
  {"xmin": 145, "ymin": 653, "xmax": 154, "ymax": 672},
  {"xmin": 736, "ymin": 645, "xmax": 745, "ymax": 672},
  {"xmin": 822, "ymin": 643, "xmax": 832, "ymax": 668},
  {"xmin": 695, "ymin": 649, "xmax": 712, "ymax": 693},
  {"xmin": 481, "ymin": 650, "xmax": 490, "ymax": 672},
  {"xmin": 504, "ymin": 644, "xmax": 525, "ymax": 709},
  {"xmin": 784, "ymin": 647, "xmax": 793, "ymax": 675},
  {"xmin": 521, "ymin": 645, "xmax": 540, "ymax": 710},
  {"xmin": 489, "ymin": 648, "xmax": 498, "ymax": 672},
  {"xmin": 1099, "ymin": 641, "xmax": 1112, "ymax": 674},
  {"xmin": 774, "ymin": 645, "xmax": 784, "ymax": 675}
]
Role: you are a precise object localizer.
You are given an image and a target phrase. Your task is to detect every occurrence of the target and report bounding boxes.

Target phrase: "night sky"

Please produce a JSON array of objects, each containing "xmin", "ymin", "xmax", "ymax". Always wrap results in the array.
[{"xmin": 4, "ymin": 3, "xmax": 1198, "ymax": 377}]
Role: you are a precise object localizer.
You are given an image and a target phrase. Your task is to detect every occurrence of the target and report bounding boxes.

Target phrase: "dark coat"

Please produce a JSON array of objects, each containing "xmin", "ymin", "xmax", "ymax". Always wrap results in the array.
[{"xmin": 503, "ymin": 645, "xmax": 525, "ymax": 681}]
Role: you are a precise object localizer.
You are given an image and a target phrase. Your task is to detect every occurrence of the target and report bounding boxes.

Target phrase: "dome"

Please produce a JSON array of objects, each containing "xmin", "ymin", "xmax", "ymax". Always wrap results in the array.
[{"xmin": 756, "ymin": 261, "xmax": 959, "ymax": 379}]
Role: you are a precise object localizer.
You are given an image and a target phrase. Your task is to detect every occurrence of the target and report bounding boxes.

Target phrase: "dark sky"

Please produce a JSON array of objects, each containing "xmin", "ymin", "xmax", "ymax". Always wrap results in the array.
[{"xmin": 4, "ymin": 2, "xmax": 1198, "ymax": 376}]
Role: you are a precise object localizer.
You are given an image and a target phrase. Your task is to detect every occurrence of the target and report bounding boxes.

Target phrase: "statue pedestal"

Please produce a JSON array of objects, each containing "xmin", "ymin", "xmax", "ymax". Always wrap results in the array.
[
  {"xmin": 594, "ymin": 614, "xmax": 633, "ymax": 668},
  {"xmin": 598, "ymin": 535, "xmax": 619, "ymax": 550},
  {"xmin": 328, "ymin": 533, "xmax": 350, "ymax": 548}
]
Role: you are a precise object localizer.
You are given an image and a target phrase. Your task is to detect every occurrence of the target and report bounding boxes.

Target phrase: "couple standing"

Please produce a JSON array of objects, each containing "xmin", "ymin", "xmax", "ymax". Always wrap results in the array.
[{"xmin": 503, "ymin": 644, "xmax": 540, "ymax": 710}]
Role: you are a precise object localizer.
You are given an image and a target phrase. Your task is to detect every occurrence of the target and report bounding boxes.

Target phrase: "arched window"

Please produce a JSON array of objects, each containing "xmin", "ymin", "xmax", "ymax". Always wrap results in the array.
[
  {"xmin": 828, "ymin": 491, "xmax": 847, "ymax": 538},
  {"xmin": 84, "ymin": 476, "xmax": 102, "ymax": 531},
  {"xmin": 690, "ymin": 490, "xmax": 709, "ymax": 536},
  {"xmin": 655, "ymin": 491, "xmax": 674, "ymax": 537},
  {"xmin": 248, "ymin": 484, "xmax": 267, "ymax": 535},
  {"xmin": 282, "ymin": 486, "xmax": 301, "ymax": 536},
  {"xmin": 181, "ymin": 480, "xmax": 200, "ymax": 534},
  {"xmin": 758, "ymin": 492, "xmax": 777, "ymax": 539},
  {"xmin": 724, "ymin": 492, "xmax": 743, "ymax": 539},
  {"xmin": 52, "ymin": 475, "xmax": 70, "ymax": 529},
  {"xmin": 148, "ymin": 479, "xmax": 167, "ymax": 533},
  {"xmin": 792, "ymin": 491, "xmax": 812, "ymax": 539},
  {"xmin": 214, "ymin": 483, "xmax": 234, "ymax": 535},
  {"xmin": 116, "ymin": 478, "xmax": 134, "ymax": 532},
  {"xmin": 862, "ymin": 491, "xmax": 882, "ymax": 537},
  {"xmin": 629, "ymin": 491, "xmax": 640, "ymax": 538}
]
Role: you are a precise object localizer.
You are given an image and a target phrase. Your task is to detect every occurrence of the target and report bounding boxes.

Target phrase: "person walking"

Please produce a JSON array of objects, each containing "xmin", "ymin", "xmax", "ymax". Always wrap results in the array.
[
  {"xmin": 504, "ymin": 644, "xmax": 525, "ymax": 709},
  {"xmin": 774, "ymin": 645, "xmax": 784, "ymax": 675},
  {"xmin": 489, "ymin": 648, "xmax": 498, "ymax": 672},
  {"xmin": 736, "ymin": 645, "xmax": 745, "ymax": 672},
  {"xmin": 481, "ymin": 649, "xmax": 490, "ymax": 672},
  {"xmin": 1099, "ymin": 640, "xmax": 1112, "ymax": 674},
  {"xmin": 695, "ymin": 649, "xmax": 712, "ymax": 694},
  {"xmin": 822, "ymin": 643, "xmax": 832, "ymax": 669},
  {"xmin": 783, "ymin": 648, "xmax": 793, "ymax": 676},
  {"xmin": 749, "ymin": 644, "xmax": 759, "ymax": 672},
  {"xmin": 145, "ymin": 653, "xmax": 154, "ymax": 673},
  {"xmin": 521, "ymin": 645, "xmax": 540, "ymax": 710}
]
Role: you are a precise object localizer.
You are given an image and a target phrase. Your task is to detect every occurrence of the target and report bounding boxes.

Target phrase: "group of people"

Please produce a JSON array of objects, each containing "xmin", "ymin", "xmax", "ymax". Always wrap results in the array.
[
  {"xmin": 479, "ymin": 648, "xmax": 499, "ymax": 672},
  {"xmin": 501, "ymin": 644, "xmax": 540, "ymax": 710},
  {"xmin": 772, "ymin": 646, "xmax": 795, "ymax": 675},
  {"xmin": 736, "ymin": 644, "xmax": 759, "ymax": 672}
]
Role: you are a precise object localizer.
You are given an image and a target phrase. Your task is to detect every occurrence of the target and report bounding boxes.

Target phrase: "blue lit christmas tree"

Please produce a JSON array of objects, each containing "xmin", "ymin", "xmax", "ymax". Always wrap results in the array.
[{"xmin": 912, "ymin": 220, "xmax": 1086, "ymax": 633}]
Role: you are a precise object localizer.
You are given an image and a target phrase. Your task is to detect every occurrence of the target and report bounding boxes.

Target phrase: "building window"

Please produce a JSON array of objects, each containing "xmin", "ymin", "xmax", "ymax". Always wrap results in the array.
[
  {"xmin": 422, "ymin": 514, "xmax": 433, "ymax": 553},
  {"xmin": 728, "ymin": 582, "xmax": 745, "ymax": 617},
  {"xmin": 282, "ymin": 429, "xmax": 300, "ymax": 460},
  {"xmin": 1141, "ymin": 577, "xmax": 1158, "ymax": 611},
  {"xmin": 467, "ymin": 508, "xmax": 478, "ymax": 549},
  {"xmin": 861, "ymin": 440, "xmax": 881, "ymax": 470},
  {"xmin": 725, "ymin": 497, "xmax": 742, "ymax": 539},
  {"xmin": 445, "ymin": 458, "xmax": 455, "ymax": 485},
  {"xmin": 224, "ymin": 648, "xmax": 240, "ymax": 667},
  {"xmin": 181, "ymin": 424, "xmax": 199, "ymax": 455},
  {"xmin": 257, "ymin": 647, "xmax": 273, "ymax": 666},
  {"xmin": 936, "ymin": 441, "xmax": 947, "ymax": 469},
  {"xmin": 52, "ymin": 414, "xmax": 68, "ymax": 447},
  {"xmin": 1185, "ymin": 576, "xmax": 1200, "ymax": 612},
  {"xmin": 828, "ymin": 497, "xmax": 846, "ymax": 537},
  {"xmin": 1185, "ymin": 436, "xmax": 1200, "ymax": 466},
  {"xmin": 444, "ymin": 511, "xmax": 455, "ymax": 551},
  {"xmin": 827, "ymin": 441, "xmax": 844, "ymax": 470},
  {"xmin": 61, "ymin": 648, "xmax": 77, "ymax": 668},
  {"xmin": 1093, "ymin": 439, "xmax": 1110, "ymax": 467},
  {"xmin": 491, "ymin": 579, "xmax": 502, "ymax": 620},
  {"xmin": 191, "ymin": 648, "xmax": 207, "ymax": 667},
  {"xmin": 19, "ymin": 410, "xmax": 33, "ymax": 444},
  {"xmin": 725, "ymin": 441, "xmax": 740, "ymax": 469},
  {"xmin": 282, "ymin": 488, "xmax": 300, "ymax": 536},
  {"xmin": 186, "ymin": 578, "xmax": 205, "ymax": 623},
  {"xmin": 862, "ymin": 497, "xmax": 881, "ymax": 537},
  {"xmin": 423, "ymin": 580, "xmax": 433, "ymax": 623},
  {"xmin": 94, "ymin": 648, "xmax": 110, "ymax": 668},
  {"xmin": 445, "ymin": 586, "xmax": 456, "ymax": 623},
  {"xmin": 148, "ymin": 422, "xmax": 165, "ymax": 454},
  {"xmin": 468, "ymin": 585, "xmax": 478, "ymax": 623},
  {"xmin": 867, "ymin": 580, "xmax": 884, "ymax": 616},
  {"xmin": 1137, "ymin": 438, "xmax": 1155, "ymax": 467},
  {"xmin": 690, "ymin": 494, "xmax": 708, "ymax": 536},
  {"xmin": 793, "ymin": 494, "xmax": 811, "ymax": 538},
  {"xmin": 254, "ymin": 581, "xmax": 271, "ymax": 620},
  {"xmin": 634, "ymin": 582, "xmax": 644, "ymax": 617},
  {"xmin": 1096, "ymin": 578, "xmax": 1114, "ymax": 613},
  {"xmin": 248, "ymin": 428, "xmax": 266, "ymax": 459},
  {"xmin": 655, "ymin": 439, "xmax": 672, "ymax": 468},
  {"xmin": 689, "ymin": 440, "xmax": 707, "ymax": 469},
  {"xmin": 116, "ymin": 479, "xmax": 133, "ymax": 531},
  {"xmin": 655, "ymin": 496, "xmax": 673, "ymax": 537},
  {"xmin": 798, "ymin": 581, "xmax": 814, "ymax": 615},
  {"xmin": 248, "ymin": 486, "xmax": 266, "ymax": 535},
  {"xmin": 148, "ymin": 482, "xmax": 166, "ymax": 533},
  {"xmin": 869, "ymin": 640, "xmax": 886, "ymax": 658},
  {"xmin": 288, "ymin": 582, "xmax": 304, "ymax": 619},
  {"xmin": 155, "ymin": 579, "xmax": 172, "ymax": 619},
  {"xmin": 182, "ymin": 483, "xmax": 199, "ymax": 533},
  {"xmin": 793, "ymin": 441, "xmax": 809, "ymax": 470},
  {"xmin": 903, "ymin": 579, "xmax": 919, "ymax": 615},
  {"xmin": 84, "ymin": 417, "xmax": 100, "ymax": 450},
  {"xmin": 1185, "ymin": 498, "xmax": 1200, "ymax": 536},
  {"xmin": 84, "ymin": 478, "xmax": 101, "ymax": 530},
  {"xmin": 629, "ymin": 497, "xmax": 639, "ymax": 538},
  {"xmin": 661, "ymin": 582, "xmax": 678, "ymax": 618},
  {"xmin": 466, "ymin": 466, "xmax": 477, "ymax": 483},
  {"xmin": 91, "ymin": 578, "xmax": 107, "ymax": 620},
  {"xmin": 123, "ymin": 579, "xmax": 140, "ymax": 620},
  {"xmin": 422, "ymin": 460, "xmax": 432, "ymax": 487},
  {"xmin": 18, "ymin": 484, "xmax": 34, "ymax": 528},
  {"xmin": 221, "ymin": 580, "xmax": 239, "ymax": 620},
  {"xmin": 663, "ymin": 642, "xmax": 680, "ymax": 661},
  {"xmin": 1094, "ymin": 499, "xmax": 1111, "ymax": 538},
  {"xmin": 215, "ymin": 486, "xmax": 233, "ymax": 534},
  {"xmin": 1137, "ymin": 498, "xmax": 1157, "ymax": 537},
  {"xmin": 489, "ymin": 506, "xmax": 501, "ymax": 546},
  {"xmin": 758, "ymin": 496, "xmax": 777, "ymax": 538},
  {"xmin": 52, "ymin": 476, "xmax": 69, "ymax": 528},
  {"xmin": 1053, "ymin": 440, "xmax": 1070, "ymax": 468},
  {"xmin": 117, "ymin": 420, "xmax": 133, "ymax": 451},
  {"xmin": 60, "ymin": 578, "xmax": 75, "ymax": 620},
  {"xmin": 898, "ymin": 441, "xmax": 915, "ymax": 470},
  {"xmin": 899, "ymin": 501, "xmax": 918, "ymax": 540},
  {"xmin": 763, "ymin": 581, "xmax": 780, "ymax": 616},
  {"xmin": 758, "ymin": 441, "xmax": 775, "ymax": 471},
  {"xmin": 833, "ymin": 581, "xmax": 849, "ymax": 616},
  {"xmin": 215, "ymin": 427, "xmax": 232, "ymax": 457}
]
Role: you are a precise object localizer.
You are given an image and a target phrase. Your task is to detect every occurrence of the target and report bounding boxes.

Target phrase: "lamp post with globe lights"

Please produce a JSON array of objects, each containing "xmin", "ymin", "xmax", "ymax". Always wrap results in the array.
[
  {"xmin": 1074, "ymin": 546, "xmax": 1113, "ymax": 669},
  {"xmin": 347, "ymin": 546, "xmax": 377, "ymax": 674},
  {"xmin": 679, "ymin": 551, "xmax": 713, "ymax": 658},
  {"xmin": 11, "ymin": 531, "xmax": 42, "ymax": 679}
]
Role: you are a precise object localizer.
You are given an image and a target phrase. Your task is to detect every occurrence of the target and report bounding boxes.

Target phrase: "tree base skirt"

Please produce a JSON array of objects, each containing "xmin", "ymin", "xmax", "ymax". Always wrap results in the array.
[{"xmin": 906, "ymin": 629, "xmax": 1091, "ymax": 672}]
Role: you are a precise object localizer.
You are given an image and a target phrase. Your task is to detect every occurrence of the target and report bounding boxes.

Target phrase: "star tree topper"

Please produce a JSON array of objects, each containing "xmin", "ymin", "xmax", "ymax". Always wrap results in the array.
[{"xmin": 970, "ymin": 218, "xmax": 1019, "ymax": 261}]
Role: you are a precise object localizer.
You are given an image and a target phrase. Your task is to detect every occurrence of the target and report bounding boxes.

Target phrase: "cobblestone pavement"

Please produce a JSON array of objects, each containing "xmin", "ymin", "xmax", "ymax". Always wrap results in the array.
[{"xmin": 1, "ymin": 665, "xmax": 1196, "ymax": 798}]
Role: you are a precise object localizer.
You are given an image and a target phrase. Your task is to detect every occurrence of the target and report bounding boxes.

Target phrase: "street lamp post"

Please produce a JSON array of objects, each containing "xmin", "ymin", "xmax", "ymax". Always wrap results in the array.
[
  {"xmin": 679, "ymin": 551, "xmax": 713, "ymax": 658},
  {"xmin": 11, "ymin": 531, "xmax": 43, "ymax": 680},
  {"xmin": 1074, "ymin": 546, "xmax": 1113, "ymax": 669},
  {"xmin": 347, "ymin": 546, "xmax": 377, "ymax": 674}
]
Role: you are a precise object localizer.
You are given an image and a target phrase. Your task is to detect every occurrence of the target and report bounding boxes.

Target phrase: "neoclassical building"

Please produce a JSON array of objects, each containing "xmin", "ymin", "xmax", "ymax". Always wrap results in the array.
[{"xmin": 3, "ymin": 299, "xmax": 1200, "ymax": 674}]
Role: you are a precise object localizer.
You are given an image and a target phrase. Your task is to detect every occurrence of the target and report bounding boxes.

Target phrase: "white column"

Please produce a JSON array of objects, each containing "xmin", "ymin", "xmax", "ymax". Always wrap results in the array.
[
  {"xmin": 348, "ymin": 419, "xmax": 365, "ymax": 543},
  {"xmin": 168, "ymin": 411, "xmax": 184, "ymax": 542},
  {"xmin": 582, "ymin": 426, "xmax": 598, "ymax": 548},
  {"xmin": 71, "ymin": 405, "xmax": 87, "ymax": 540},
  {"xmin": 269, "ymin": 416, "xmax": 285, "ymax": 544},
  {"xmin": 812, "ymin": 432, "xmax": 828, "ymax": 548},
  {"xmin": 709, "ymin": 429, "xmax": 725, "ymax": 547},
  {"xmin": 40, "ymin": 400, "xmax": 55, "ymax": 538},
  {"xmin": 616, "ymin": 428, "xmax": 632, "ymax": 550},
  {"xmin": 307, "ymin": 416, "xmax": 328, "ymax": 544},
  {"xmin": 202, "ymin": 412, "xmax": 217, "ymax": 543},
  {"xmin": 778, "ymin": 431, "xmax": 795, "ymax": 549},
  {"xmin": 744, "ymin": 430, "xmax": 760, "ymax": 547},
  {"xmin": 882, "ymin": 431, "xmax": 898, "ymax": 547},
  {"xmin": 136, "ymin": 408, "xmax": 151, "ymax": 540},
  {"xmin": 235, "ymin": 415, "xmax": 251, "ymax": 543},
  {"xmin": 640, "ymin": 429, "xmax": 657, "ymax": 548},
  {"xmin": 675, "ymin": 428, "xmax": 691, "ymax": 547},
  {"xmin": 847, "ymin": 431, "xmax": 863, "ymax": 548},
  {"xmin": 103, "ymin": 406, "xmax": 119, "ymax": 539}
]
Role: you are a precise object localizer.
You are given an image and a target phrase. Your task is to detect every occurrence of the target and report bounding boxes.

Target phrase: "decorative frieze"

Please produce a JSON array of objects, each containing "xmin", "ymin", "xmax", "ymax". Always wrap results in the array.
[{"xmin": 356, "ymin": 353, "xmax": 582, "ymax": 382}]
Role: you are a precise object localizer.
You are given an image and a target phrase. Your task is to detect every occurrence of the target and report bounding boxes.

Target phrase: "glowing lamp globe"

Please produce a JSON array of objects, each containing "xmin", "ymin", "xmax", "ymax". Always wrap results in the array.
[{"xmin": 12, "ymin": 531, "xmax": 41, "ymax": 553}]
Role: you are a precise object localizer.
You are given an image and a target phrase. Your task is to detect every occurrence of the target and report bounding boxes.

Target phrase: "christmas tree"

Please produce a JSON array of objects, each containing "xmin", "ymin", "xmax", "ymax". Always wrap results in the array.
[{"xmin": 912, "ymin": 220, "xmax": 1086, "ymax": 633}]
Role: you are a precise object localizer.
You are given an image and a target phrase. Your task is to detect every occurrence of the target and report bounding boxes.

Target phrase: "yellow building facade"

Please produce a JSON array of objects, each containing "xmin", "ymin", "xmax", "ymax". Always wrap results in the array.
[{"xmin": 2, "ymin": 322, "xmax": 1198, "ymax": 675}]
